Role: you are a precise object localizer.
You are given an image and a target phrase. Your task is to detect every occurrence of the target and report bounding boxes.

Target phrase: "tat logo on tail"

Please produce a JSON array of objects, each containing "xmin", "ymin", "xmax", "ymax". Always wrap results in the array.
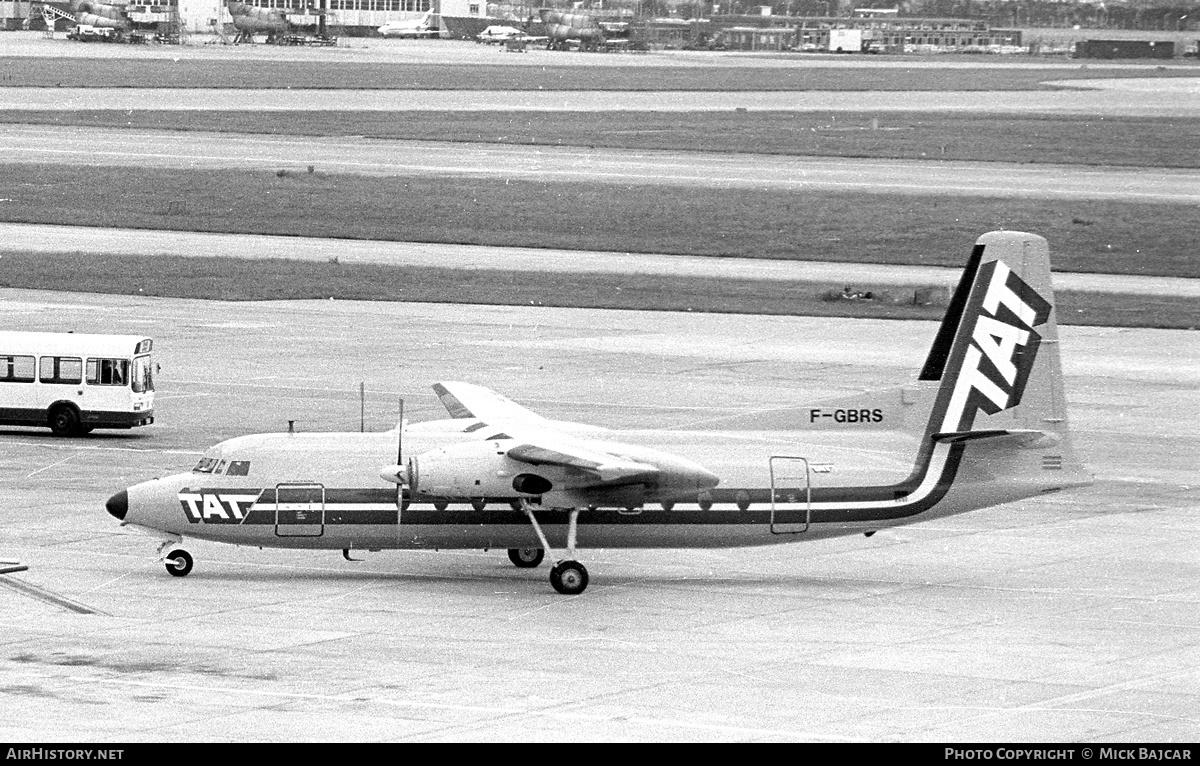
[{"xmin": 942, "ymin": 259, "xmax": 1052, "ymax": 433}]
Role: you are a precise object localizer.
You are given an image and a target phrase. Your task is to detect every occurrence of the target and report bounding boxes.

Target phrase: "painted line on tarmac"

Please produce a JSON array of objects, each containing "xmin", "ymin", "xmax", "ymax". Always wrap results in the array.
[
  {"xmin": 2, "ymin": 439, "xmax": 202, "ymax": 455},
  {"xmin": 26, "ymin": 453, "xmax": 77, "ymax": 478}
]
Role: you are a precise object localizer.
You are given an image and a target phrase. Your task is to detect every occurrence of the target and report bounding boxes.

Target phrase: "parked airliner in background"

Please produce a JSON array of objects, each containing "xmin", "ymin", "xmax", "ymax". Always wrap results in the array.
[
  {"xmin": 377, "ymin": 11, "xmax": 438, "ymax": 38},
  {"xmin": 106, "ymin": 232, "xmax": 1092, "ymax": 595},
  {"xmin": 476, "ymin": 25, "xmax": 526, "ymax": 43}
]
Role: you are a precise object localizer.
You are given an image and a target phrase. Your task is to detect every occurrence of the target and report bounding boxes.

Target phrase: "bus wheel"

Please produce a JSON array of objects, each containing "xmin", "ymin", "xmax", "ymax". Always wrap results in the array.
[{"xmin": 48, "ymin": 405, "xmax": 80, "ymax": 437}]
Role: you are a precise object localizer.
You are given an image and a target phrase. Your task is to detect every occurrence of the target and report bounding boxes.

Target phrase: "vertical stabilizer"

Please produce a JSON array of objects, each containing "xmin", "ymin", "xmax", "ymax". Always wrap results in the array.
[
  {"xmin": 933, "ymin": 232, "xmax": 1060, "ymax": 434},
  {"xmin": 924, "ymin": 231, "xmax": 1090, "ymax": 492}
]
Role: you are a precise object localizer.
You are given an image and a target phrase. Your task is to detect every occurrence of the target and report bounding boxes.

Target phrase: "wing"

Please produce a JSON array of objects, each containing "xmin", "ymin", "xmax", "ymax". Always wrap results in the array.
[
  {"xmin": 506, "ymin": 439, "xmax": 658, "ymax": 484},
  {"xmin": 431, "ymin": 382, "xmax": 658, "ymax": 485},
  {"xmin": 433, "ymin": 381, "xmax": 549, "ymax": 424}
]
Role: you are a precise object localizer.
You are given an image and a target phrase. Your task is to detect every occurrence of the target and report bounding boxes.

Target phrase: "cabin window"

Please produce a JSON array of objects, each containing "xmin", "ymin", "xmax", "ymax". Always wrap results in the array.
[
  {"xmin": 39, "ymin": 356, "xmax": 83, "ymax": 385},
  {"xmin": 0, "ymin": 355, "xmax": 35, "ymax": 383},
  {"xmin": 86, "ymin": 358, "xmax": 130, "ymax": 386}
]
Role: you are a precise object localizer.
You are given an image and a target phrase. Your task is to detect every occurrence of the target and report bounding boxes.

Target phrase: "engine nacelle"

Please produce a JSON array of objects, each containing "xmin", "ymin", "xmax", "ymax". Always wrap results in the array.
[{"xmin": 407, "ymin": 441, "xmax": 552, "ymax": 499}]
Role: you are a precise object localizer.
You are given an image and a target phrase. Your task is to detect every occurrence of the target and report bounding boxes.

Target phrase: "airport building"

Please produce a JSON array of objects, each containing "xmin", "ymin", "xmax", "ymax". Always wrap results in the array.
[
  {"xmin": 1, "ymin": 1, "xmax": 31, "ymax": 29},
  {"xmin": 643, "ymin": 15, "xmax": 1024, "ymax": 53},
  {"xmin": 171, "ymin": 0, "xmax": 438, "ymax": 35},
  {"xmin": 8, "ymin": 0, "xmax": 440, "ymax": 35}
]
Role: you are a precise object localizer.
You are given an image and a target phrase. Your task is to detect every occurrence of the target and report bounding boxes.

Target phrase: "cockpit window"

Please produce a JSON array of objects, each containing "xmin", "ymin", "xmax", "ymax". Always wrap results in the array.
[
  {"xmin": 193, "ymin": 458, "xmax": 218, "ymax": 473},
  {"xmin": 192, "ymin": 458, "xmax": 251, "ymax": 475}
]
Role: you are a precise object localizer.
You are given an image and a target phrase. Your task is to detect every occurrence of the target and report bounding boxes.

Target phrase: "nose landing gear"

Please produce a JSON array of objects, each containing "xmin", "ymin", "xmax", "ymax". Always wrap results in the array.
[{"xmin": 164, "ymin": 549, "xmax": 193, "ymax": 577}]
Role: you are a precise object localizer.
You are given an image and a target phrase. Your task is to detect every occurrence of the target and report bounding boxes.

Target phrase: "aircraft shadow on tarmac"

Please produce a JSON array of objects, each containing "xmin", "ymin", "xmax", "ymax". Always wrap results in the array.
[{"xmin": 154, "ymin": 560, "xmax": 875, "ymax": 594}]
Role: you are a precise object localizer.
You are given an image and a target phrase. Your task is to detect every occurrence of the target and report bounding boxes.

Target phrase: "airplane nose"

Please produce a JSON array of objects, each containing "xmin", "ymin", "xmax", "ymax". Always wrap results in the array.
[{"xmin": 106, "ymin": 490, "xmax": 128, "ymax": 521}]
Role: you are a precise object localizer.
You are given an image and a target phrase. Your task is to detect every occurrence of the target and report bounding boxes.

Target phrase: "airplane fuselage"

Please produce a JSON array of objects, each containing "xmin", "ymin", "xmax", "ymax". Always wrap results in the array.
[{"xmin": 113, "ymin": 421, "xmax": 1083, "ymax": 553}]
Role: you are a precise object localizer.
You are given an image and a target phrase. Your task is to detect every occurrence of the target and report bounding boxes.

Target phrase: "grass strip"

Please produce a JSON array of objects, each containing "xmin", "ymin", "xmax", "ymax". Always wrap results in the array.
[
  {"xmin": 1, "ymin": 252, "xmax": 1193, "ymax": 330},
  {"xmin": 4, "ymin": 110, "xmax": 1198, "ymax": 168},
  {"xmin": 1, "ymin": 164, "xmax": 1196, "ymax": 278},
  {"xmin": 3, "ymin": 57, "xmax": 1197, "ymax": 91}
]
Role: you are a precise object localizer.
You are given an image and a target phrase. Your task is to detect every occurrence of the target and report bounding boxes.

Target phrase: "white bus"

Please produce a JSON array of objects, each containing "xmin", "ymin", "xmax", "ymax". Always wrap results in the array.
[{"xmin": 0, "ymin": 332, "xmax": 155, "ymax": 436}]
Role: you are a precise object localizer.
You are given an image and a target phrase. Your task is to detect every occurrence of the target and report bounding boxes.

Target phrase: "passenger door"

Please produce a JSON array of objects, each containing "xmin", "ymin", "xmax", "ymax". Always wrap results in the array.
[{"xmin": 274, "ymin": 483, "xmax": 325, "ymax": 537}]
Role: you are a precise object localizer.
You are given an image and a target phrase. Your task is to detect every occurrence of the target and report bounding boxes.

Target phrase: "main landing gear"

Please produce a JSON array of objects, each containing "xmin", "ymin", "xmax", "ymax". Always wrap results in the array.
[
  {"xmin": 519, "ymin": 501, "xmax": 589, "ymax": 595},
  {"xmin": 507, "ymin": 547, "xmax": 545, "ymax": 568}
]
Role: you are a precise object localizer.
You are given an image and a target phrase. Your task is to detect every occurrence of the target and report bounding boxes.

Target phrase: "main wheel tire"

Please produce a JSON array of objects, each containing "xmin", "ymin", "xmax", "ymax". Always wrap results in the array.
[
  {"xmin": 165, "ymin": 550, "xmax": 193, "ymax": 577},
  {"xmin": 550, "ymin": 560, "xmax": 588, "ymax": 595},
  {"xmin": 507, "ymin": 548, "xmax": 544, "ymax": 568},
  {"xmin": 48, "ymin": 405, "xmax": 80, "ymax": 437}
]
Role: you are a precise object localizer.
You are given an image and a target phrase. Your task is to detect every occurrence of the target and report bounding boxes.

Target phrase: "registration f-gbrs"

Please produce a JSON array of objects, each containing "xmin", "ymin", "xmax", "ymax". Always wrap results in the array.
[{"xmin": 106, "ymin": 232, "xmax": 1092, "ymax": 595}]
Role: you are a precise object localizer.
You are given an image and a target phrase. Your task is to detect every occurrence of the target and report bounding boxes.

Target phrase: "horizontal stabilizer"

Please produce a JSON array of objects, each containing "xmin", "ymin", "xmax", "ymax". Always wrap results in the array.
[{"xmin": 932, "ymin": 429, "xmax": 1059, "ymax": 448}]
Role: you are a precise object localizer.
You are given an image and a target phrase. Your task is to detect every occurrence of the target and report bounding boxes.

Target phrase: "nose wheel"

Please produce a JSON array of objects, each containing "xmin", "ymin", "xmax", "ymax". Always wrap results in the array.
[{"xmin": 164, "ymin": 549, "xmax": 193, "ymax": 577}]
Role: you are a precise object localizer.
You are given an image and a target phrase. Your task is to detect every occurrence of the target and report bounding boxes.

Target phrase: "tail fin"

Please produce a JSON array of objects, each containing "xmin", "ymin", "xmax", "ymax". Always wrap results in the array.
[
  {"xmin": 928, "ymin": 231, "xmax": 1062, "ymax": 437},
  {"xmin": 923, "ymin": 231, "xmax": 1090, "ymax": 490}
]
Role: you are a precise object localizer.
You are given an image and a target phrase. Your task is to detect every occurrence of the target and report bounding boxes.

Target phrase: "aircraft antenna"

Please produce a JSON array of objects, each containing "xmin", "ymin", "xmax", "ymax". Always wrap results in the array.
[{"xmin": 396, "ymin": 398, "xmax": 405, "ymax": 508}]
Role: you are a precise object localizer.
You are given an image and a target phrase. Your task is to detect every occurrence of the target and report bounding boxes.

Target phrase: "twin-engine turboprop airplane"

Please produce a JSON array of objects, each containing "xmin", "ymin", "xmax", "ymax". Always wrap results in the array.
[{"xmin": 105, "ymin": 232, "xmax": 1092, "ymax": 595}]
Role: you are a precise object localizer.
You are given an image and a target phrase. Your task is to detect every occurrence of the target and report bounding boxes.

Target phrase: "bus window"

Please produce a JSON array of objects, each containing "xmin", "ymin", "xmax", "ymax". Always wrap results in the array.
[
  {"xmin": 86, "ymin": 358, "xmax": 130, "ymax": 386},
  {"xmin": 132, "ymin": 355, "xmax": 154, "ymax": 393},
  {"xmin": 39, "ymin": 356, "xmax": 83, "ymax": 385},
  {"xmin": 1, "ymin": 355, "xmax": 36, "ymax": 383}
]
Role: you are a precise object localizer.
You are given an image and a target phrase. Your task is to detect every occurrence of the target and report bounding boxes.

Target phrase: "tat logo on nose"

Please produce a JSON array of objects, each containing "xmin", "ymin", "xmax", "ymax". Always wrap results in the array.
[{"xmin": 178, "ymin": 491, "xmax": 258, "ymax": 524}]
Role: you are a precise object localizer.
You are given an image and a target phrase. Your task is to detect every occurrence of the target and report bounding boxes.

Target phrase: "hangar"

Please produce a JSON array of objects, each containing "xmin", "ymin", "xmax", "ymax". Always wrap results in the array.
[{"xmin": 4, "ymin": 0, "xmax": 443, "ymax": 36}]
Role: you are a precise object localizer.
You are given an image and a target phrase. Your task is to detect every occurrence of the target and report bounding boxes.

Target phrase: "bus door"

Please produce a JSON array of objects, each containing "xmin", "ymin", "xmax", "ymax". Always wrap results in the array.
[{"xmin": 274, "ymin": 483, "xmax": 325, "ymax": 537}]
